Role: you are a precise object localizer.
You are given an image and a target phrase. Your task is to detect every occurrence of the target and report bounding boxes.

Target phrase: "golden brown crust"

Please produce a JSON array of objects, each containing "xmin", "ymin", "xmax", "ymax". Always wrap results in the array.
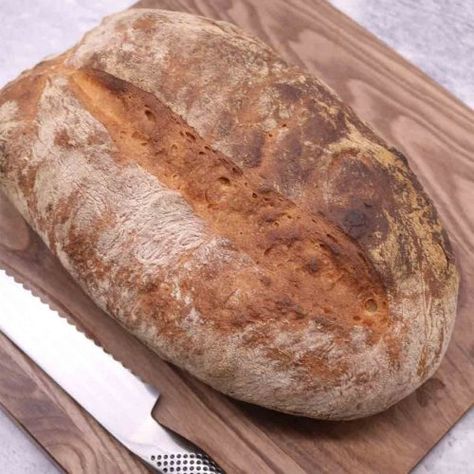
[
  {"xmin": 0, "ymin": 9, "xmax": 459, "ymax": 419},
  {"xmin": 71, "ymin": 69, "xmax": 389, "ymax": 334}
]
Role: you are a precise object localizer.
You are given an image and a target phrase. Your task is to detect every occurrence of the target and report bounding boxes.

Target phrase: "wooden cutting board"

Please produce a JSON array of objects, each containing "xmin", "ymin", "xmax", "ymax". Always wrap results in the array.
[{"xmin": 0, "ymin": 0, "xmax": 473, "ymax": 472}]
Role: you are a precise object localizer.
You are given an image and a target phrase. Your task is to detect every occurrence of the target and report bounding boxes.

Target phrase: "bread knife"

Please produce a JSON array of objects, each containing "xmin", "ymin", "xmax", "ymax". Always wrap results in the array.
[{"xmin": 0, "ymin": 269, "xmax": 223, "ymax": 473}]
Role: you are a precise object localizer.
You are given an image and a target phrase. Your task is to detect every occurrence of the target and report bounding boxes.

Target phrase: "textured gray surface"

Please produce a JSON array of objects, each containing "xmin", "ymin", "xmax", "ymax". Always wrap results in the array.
[
  {"xmin": 0, "ymin": 408, "xmax": 59, "ymax": 473},
  {"xmin": 0, "ymin": 0, "xmax": 131, "ymax": 87},
  {"xmin": 0, "ymin": 1, "xmax": 472, "ymax": 473},
  {"xmin": 331, "ymin": 0, "xmax": 474, "ymax": 109}
]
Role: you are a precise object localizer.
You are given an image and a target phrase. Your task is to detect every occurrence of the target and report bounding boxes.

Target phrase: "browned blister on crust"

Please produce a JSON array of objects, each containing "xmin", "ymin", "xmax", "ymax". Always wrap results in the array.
[{"xmin": 0, "ymin": 9, "xmax": 458, "ymax": 419}]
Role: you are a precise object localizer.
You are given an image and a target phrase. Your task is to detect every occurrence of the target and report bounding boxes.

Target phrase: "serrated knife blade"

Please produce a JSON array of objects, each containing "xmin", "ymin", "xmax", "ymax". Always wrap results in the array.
[{"xmin": 0, "ymin": 269, "xmax": 223, "ymax": 473}]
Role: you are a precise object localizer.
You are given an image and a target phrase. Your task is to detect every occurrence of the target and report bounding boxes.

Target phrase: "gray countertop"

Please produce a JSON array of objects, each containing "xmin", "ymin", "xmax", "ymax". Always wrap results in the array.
[{"xmin": 0, "ymin": 1, "xmax": 472, "ymax": 472}]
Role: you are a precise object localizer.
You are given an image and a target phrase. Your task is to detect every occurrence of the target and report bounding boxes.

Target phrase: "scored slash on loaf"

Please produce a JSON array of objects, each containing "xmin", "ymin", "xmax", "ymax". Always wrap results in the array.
[{"xmin": 0, "ymin": 8, "xmax": 458, "ymax": 419}]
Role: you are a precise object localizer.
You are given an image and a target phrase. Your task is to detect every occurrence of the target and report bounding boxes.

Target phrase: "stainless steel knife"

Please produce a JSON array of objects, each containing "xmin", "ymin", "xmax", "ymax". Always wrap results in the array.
[{"xmin": 0, "ymin": 269, "xmax": 223, "ymax": 474}]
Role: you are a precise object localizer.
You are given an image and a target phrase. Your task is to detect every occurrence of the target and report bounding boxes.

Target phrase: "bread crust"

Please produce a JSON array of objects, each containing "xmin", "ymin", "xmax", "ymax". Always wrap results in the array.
[{"xmin": 0, "ymin": 9, "xmax": 458, "ymax": 419}]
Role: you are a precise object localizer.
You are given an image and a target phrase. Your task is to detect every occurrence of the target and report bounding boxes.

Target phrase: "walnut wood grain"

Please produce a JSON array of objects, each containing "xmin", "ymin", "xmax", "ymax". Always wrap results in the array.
[{"xmin": 0, "ymin": 0, "xmax": 473, "ymax": 473}]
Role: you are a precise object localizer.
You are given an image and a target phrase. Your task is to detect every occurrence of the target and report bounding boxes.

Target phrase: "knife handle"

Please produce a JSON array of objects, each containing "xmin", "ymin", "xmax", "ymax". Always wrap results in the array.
[
  {"xmin": 149, "ymin": 452, "xmax": 223, "ymax": 473},
  {"xmin": 126, "ymin": 417, "xmax": 224, "ymax": 473}
]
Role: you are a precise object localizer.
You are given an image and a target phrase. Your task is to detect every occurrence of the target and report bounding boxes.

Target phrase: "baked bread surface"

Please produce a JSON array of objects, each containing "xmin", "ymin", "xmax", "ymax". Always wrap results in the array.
[{"xmin": 0, "ymin": 9, "xmax": 459, "ymax": 419}]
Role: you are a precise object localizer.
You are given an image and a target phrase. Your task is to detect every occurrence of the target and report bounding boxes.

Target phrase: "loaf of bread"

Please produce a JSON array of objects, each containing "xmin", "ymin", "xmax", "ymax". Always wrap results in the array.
[{"xmin": 0, "ymin": 9, "xmax": 459, "ymax": 419}]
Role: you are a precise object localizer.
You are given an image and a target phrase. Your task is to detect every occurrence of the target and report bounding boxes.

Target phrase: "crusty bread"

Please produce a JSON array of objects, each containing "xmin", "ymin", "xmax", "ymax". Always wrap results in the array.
[{"xmin": 0, "ymin": 9, "xmax": 458, "ymax": 419}]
